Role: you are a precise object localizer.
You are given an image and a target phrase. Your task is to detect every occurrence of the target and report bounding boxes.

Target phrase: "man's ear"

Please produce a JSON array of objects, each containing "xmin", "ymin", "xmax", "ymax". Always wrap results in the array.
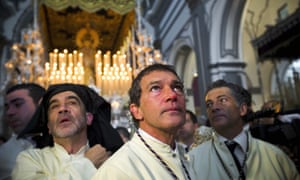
[
  {"xmin": 86, "ymin": 112, "xmax": 94, "ymax": 125},
  {"xmin": 129, "ymin": 104, "xmax": 143, "ymax": 121},
  {"xmin": 239, "ymin": 103, "xmax": 248, "ymax": 117}
]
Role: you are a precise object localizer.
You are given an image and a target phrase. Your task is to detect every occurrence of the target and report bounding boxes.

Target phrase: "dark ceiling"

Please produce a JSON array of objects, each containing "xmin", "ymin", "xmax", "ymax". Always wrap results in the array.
[{"xmin": 39, "ymin": 4, "xmax": 135, "ymax": 54}]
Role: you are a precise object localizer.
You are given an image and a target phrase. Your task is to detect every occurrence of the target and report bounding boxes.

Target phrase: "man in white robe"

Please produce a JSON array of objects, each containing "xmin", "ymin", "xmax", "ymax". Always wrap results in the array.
[
  {"xmin": 189, "ymin": 80, "xmax": 299, "ymax": 180},
  {"xmin": 93, "ymin": 64, "xmax": 196, "ymax": 179},
  {"xmin": 12, "ymin": 84, "xmax": 123, "ymax": 179}
]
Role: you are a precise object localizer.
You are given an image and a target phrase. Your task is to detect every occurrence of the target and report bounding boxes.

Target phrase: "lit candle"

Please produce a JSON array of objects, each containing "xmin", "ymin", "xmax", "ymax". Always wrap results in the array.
[
  {"xmin": 68, "ymin": 53, "xmax": 73, "ymax": 66},
  {"xmin": 113, "ymin": 54, "xmax": 117, "ymax": 66}
]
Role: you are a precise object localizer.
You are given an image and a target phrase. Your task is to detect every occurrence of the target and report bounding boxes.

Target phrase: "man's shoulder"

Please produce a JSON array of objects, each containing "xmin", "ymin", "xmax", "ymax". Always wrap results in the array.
[
  {"xmin": 189, "ymin": 139, "xmax": 213, "ymax": 155},
  {"xmin": 19, "ymin": 146, "xmax": 54, "ymax": 158},
  {"xmin": 251, "ymin": 136, "xmax": 287, "ymax": 155},
  {"xmin": 101, "ymin": 138, "xmax": 154, "ymax": 168},
  {"xmin": 0, "ymin": 136, "xmax": 33, "ymax": 155},
  {"xmin": 0, "ymin": 137, "xmax": 14, "ymax": 150},
  {"xmin": 104, "ymin": 141, "xmax": 135, "ymax": 162},
  {"xmin": 93, "ymin": 143, "xmax": 136, "ymax": 179}
]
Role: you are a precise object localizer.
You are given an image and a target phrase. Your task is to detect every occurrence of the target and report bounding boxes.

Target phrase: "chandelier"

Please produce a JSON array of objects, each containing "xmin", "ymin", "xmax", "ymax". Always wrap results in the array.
[{"xmin": 0, "ymin": 0, "xmax": 45, "ymax": 92}]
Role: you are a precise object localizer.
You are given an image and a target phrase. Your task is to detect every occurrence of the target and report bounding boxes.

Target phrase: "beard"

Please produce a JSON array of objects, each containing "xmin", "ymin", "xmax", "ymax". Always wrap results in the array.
[{"xmin": 50, "ymin": 116, "xmax": 87, "ymax": 138}]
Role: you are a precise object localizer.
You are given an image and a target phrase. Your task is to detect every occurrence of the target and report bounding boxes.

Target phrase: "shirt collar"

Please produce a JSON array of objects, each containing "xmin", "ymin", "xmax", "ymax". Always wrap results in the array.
[
  {"xmin": 138, "ymin": 128, "xmax": 178, "ymax": 153},
  {"xmin": 217, "ymin": 130, "xmax": 248, "ymax": 153},
  {"xmin": 54, "ymin": 142, "xmax": 90, "ymax": 156}
]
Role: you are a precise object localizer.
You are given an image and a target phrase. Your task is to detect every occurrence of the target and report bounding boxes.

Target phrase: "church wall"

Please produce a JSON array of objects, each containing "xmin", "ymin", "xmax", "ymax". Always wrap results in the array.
[{"xmin": 242, "ymin": 0, "xmax": 299, "ymax": 110}]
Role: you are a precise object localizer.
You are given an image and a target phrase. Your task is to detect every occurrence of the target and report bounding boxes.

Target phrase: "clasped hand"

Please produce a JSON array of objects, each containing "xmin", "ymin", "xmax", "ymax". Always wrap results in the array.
[{"xmin": 85, "ymin": 144, "xmax": 111, "ymax": 168}]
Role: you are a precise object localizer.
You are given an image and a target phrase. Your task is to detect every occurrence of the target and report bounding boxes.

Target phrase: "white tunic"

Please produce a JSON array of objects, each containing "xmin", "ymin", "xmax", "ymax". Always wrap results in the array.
[
  {"xmin": 12, "ymin": 143, "xmax": 96, "ymax": 180},
  {"xmin": 92, "ymin": 130, "xmax": 196, "ymax": 180}
]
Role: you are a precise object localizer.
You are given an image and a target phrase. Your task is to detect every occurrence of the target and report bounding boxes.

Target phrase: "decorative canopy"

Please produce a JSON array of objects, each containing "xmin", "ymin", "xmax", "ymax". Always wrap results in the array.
[
  {"xmin": 252, "ymin": 7, "xmax": 300, "ymax": 62},
  {"xmin": 40, "ymin": 0, "xmax": 135, "ymax": 14}
]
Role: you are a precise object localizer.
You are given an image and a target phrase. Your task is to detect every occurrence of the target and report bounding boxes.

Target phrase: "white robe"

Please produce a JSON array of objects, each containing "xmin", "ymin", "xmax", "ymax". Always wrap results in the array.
[
  {"xmin": 12, "ymin": 143, "xmax": 96, "ymax": 180},
  {"xmin": 92, "ymin": 131, "xmax": 196, "ymax": 180},
  {"xmin": 189, "ymin": 132, "xmax": 299, "ymax": 180}
]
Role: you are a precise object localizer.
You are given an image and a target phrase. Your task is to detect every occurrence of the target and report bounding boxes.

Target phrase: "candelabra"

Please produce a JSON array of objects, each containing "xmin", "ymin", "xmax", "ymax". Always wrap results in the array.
[
  {"xmin": 1, "ymin": 0, "xmax": 45, "ymax": 92},
  {"xmin": 129, "ymin": 0, "xmax": 164, "ymax": 77}
]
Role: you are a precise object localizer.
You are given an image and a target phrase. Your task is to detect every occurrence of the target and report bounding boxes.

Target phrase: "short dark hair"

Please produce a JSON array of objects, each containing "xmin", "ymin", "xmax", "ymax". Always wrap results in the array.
[
  {"xmin": 206, "ymin": 80, "xmax": 253, "ymax": 122},
  {"xmin": 6, "ymin": 83, "xmax": 46, "ymax": 105},
  {"xmin": 186, "ymin": 110, "xmax": 198, "ymax": 124},
  {"xmin": 206, "ymin": 80, "xmax": 251, "ymax": 107},
  {"xmin": 128, "ymin": 64, "xmax": 182, "ymax": 106}
]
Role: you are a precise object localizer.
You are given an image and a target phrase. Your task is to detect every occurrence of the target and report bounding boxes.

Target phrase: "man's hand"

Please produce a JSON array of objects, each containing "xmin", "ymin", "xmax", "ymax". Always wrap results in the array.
[{"xmin": 85, "ymin": 144, "xmax": 111, "ymax": 168}]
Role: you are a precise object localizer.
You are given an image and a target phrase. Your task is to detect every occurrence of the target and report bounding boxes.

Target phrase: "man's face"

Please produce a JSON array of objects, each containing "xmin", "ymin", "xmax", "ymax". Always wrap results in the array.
[
  {"xmin": 177, "ymin": 113, "xmax": 198, "ymax": 141},
  {"xmin": 5, "ymin": 89, "xmax": 36, "ymax": 134},
  {"xmin": 47, "ymin": 91, "xmax": 90, "ymax": 139},
  {"xmin": 130, "ymin": 70, "xmax": 186, "ymax": 135},
  {"xmin": 205, "ymin": 87, "xmax": 246, "ymax": 134}
]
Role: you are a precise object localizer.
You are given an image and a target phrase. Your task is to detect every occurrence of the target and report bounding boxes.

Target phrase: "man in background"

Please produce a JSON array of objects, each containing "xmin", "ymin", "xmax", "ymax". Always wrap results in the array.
[
  {"xmin": 189, "ymin": 80, "xmax": 299, "ymax": 179},
  {"xmin": 0, "ymin": 83, "xmax": 45, "ymax": 180},
  {"xmin": 177, "ymin": 110, "xmax": 199, "ymax": 152}
]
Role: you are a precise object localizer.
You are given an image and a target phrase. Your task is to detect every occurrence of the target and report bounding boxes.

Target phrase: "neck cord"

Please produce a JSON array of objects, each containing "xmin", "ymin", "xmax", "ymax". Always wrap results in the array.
[
  {"xmin": 212, "ymin": 134, "xmax": 248, "ymax": 180},
  {"xmin": 137, "ymin": 131, "xmax": 191, "ymax": 180}
]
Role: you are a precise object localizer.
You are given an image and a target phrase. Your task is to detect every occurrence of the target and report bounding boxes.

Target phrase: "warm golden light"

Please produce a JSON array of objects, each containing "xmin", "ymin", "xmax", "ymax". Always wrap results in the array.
[
  {"xmin": 95, "ymin": 50, "xmax": 132, "ymax": 96},
  {"xmin": 45, "ymin": 49, "xmax": 85, "ymax": 87},
  {"xmin": 45, "ymin": 49, "xmax": 133, "ymax": 97}
]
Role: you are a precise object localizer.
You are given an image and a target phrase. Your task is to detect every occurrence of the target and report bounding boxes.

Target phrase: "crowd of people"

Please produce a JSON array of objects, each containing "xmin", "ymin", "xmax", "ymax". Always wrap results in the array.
[{"xmin": 0, "ymin": 64, "xmax": 299, "ymax": 179}]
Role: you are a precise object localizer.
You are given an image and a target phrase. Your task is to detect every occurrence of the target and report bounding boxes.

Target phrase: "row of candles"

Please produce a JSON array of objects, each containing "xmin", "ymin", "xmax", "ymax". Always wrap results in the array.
[
  {"xmin": 45, "ymin": 49, "xmax": 85, "ymax": 86},
  {"xmin": 95, "ymin": 50, "xmax": 132, "ymax": 96},
  {"xmin": 45, "ymin": 49, "xmax": 133, "ymax": 97}
]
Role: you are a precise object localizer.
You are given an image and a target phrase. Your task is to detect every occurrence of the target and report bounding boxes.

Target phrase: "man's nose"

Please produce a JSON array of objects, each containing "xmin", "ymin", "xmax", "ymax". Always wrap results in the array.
[
  {"xmin": 210, "ymin": 102, "xmax": 222, "ymax": 112},
  {"xmin": 6, "ymin": 106, "xmax": 16, "ymax": 116},
  {"xmin": 164, "ymin": 86, "xmax": 177, "ymax": 101},
  {"xmin": 58, "ymin": 104, "xmax": 69, "ymax": 114}
]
